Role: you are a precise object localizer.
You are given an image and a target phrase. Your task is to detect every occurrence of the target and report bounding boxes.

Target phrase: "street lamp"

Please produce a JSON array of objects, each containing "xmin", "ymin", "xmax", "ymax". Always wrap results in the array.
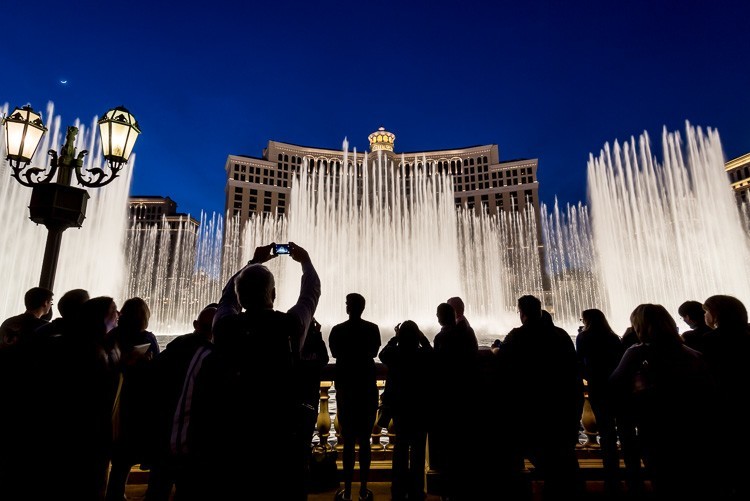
[{"xmin": 2, "ymin": 104, "xmax": 141, "ymax": 291}]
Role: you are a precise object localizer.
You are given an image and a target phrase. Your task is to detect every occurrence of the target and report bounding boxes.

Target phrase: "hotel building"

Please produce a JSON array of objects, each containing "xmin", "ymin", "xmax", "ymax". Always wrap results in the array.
[{"xmin": 223, "ymin": 127, "xmax": 540, "ymax": 225}]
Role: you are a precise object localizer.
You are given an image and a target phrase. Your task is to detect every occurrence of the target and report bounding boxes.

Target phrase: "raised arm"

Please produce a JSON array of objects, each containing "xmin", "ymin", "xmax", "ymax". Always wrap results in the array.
[{"xmin": 286, "ymin": 242, "xmax": 321, "ymax": 354}]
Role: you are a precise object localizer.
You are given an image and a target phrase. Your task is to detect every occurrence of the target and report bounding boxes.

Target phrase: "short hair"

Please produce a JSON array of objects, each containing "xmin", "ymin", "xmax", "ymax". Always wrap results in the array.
[
  {"xmin": 24, "ymin": 287, "xmax": 53, "ymax": 310},
  {"xmin": 346, "ymin": 293, "xmax": 366, "ymax": 316},
  {"xmin": 517, "ymin": 295, "xmax": 542, "ymax": 319},
  {"xmin": 57, "ymin": 289, "xmax": 89, "ymax": 318},
  {"xmin": 437, "ymin": 303, "xmax": 456, "ymax": 326},
  {"xmin": 447, "ymin": 297, "xmax": 465, "ymax": 316},
  {"xmin": 703, "ymin": 295, "xmax": 748, "ymax": 330},
  {"xmin": 678, "ymin": 300, "xmax": 705, "ymax": 321},
  {"xmin": 630, "ymin": 303, "xmax": 681, "ymax": 345},
  {"xmin": 236, "ymin": 265, "xmax": 275, "ymax": 309},
  {"xmin": 119, "ymin": 297, "xmax": 151, "ymax": 332}
]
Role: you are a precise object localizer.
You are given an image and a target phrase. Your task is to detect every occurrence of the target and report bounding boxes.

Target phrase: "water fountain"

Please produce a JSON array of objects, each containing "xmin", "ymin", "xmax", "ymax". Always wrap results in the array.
[
  {"xmin": 543, "ymin": 124, "xmax": 750, "ymax": 334},
  {"xmin": 2, "ymin": 102, "xmax": 748, "ymax": 344}
]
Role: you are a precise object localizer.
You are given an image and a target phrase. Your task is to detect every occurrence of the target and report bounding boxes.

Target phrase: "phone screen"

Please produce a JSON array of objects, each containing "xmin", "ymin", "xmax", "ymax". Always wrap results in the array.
[{"xmin": 274, "ymin": 243, "xmax": 290, "ymax": 255}]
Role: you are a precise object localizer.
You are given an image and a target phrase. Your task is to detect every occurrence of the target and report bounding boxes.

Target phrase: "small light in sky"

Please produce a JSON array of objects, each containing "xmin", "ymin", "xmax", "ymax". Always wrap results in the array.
[{"xmin": 60, "ymin": 80, "xmax": 68, "ymax": 84}]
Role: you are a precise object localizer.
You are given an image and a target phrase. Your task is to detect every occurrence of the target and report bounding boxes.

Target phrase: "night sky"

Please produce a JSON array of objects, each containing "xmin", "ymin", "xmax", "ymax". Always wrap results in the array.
[{"xmin": 4, "ymin": 0, "xmax": 749, "ymax": 218}]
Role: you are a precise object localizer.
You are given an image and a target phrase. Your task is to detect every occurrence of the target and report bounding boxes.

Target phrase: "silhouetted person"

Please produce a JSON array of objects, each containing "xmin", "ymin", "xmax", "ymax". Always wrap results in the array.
[
  {"xmin": 106, "ymin": 297, "xmax": 160, "ymax": 501},
  {"xmin": 33, "ymin": 288, "xmax": 89, "ymax": 341},
  {"xmin": 616, "ymin": 325, "xmax": 644, "ymax": 497},
  {"xmin": 446, "ymin": 296, "xmax": 478, "ymax": 351},
  {"xmin": 0, "ymin": 286, "xmax": 53, "ymax": 348},
  {"xmin": 575, "ymin": 308, "xmax": 624, "ymax": 498},
  {"xmin": 610, "ymin": 304, "xmax": 717, "ymax": 501},
  {"xmin": 145, "ymin": 303, "xmax": 217, "ymax": 501},
  {"xmin": 198, "ymin": 242, "xmax": 320, "ymax": 500},
  {"xmin": 678, "ymin": 300, "xmax": 711, "ymax": 353},
  {"xmin": 329, "ymin": 293, "xmax": 381, "ymax": 501},
  {"xmin": 701, "ymin": 295, "xmax": 750, "ymax": 500},
  {"xmin": 379, "ymin": 320, "xmax": 434, "ymax": 501},
  {"xmin": 432, "ymin": 302, "xmax": 480, "ymax": 499},
  {"xmin": 495, "ymin": 295, "xmax": 583, "ymax": 501}
]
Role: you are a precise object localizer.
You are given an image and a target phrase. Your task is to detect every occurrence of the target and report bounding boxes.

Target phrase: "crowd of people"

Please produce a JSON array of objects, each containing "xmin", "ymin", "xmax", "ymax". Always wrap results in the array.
[{"xmin": 0, "ymin": 242, "xmax": 749, "ymax": 501}]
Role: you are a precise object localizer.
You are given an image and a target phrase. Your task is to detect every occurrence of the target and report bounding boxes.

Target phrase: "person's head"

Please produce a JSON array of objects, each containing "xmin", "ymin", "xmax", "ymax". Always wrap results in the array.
[
  {"xmin": 57, "ymin": 289, "xmax": 90, "ymax": 319},
  {"xmin": 703, "ymin": 295, "xmax": 748, "ymax": 331},
  {"xmin": 517, "ymin": 295, "xmax": 542, "ymax": 324},
  {"xmin": 24, "ymin": 287, "xmax": 53, "ymax": 316},
  {"xmin": 629, "ymin": 303, "xmax": 681, "ymax": 346},
  {"xmin": 236, "ymin": 264, "xmax": 275, "ymax": 310},
  {"xmin": 581, "ymin": 308, "xmax": 615, "ymax": 334},
  {"xmin": 678, "ymin": 300, "xmax": 706, "ymax": 328},
  {"xmin": 436, "ymin": 303, "xmax": 456, "ymax": 327},
  {"xmin": 345, "ymin": 293, "xmax": 366, "ymax": 318},
  {"xmin": 118, "ymin": 297, "xmax": 151, "ymax": 332},
  {"xmin": 82, "ymin": 296, "xmax": 119, "ymax": 337},
  {"xmin": 193, "ymin": 304, "xmax": 217, "ymax": 340},
  {"xmin": 446, "ymin": 297, "xmax": 465, "ymax": 318},
  {"xmin": 397, "ymin": 320, "xmax": 421, "ymax": 351}
]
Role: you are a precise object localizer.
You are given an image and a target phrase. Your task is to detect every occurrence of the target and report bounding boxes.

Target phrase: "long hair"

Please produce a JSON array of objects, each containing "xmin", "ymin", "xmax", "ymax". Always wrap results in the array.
[
  {"xmin": 630, "ymin": 303, "xmax": 682, "ymax": 346},
  {"xmin": 581, "ymin": 308, "xmax": 615, "ymax": 335}
]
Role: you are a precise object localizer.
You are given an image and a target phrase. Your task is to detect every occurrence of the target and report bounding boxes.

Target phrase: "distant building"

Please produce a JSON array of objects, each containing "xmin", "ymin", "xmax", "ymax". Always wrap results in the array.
[
  {"xmin": 726, "ymin": 153, "xmax": 750, "ymax": 206},
  {"xmin": 126, "ymin": 196, "xmax": 200, "ymax": 306},
  {"xmin": 129, "ymin": 195, "xmax": 199, "ymax": 233},
  {"xmin": 224, "ymin": 126, "xmax": 540, "ymax": 224}
]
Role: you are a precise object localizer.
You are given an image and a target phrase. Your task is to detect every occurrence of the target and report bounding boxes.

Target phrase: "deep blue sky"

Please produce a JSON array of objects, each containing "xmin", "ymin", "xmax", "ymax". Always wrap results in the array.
[{"xmin": 4, "ymin": 0, "xmax": 749, "ymax": 217}]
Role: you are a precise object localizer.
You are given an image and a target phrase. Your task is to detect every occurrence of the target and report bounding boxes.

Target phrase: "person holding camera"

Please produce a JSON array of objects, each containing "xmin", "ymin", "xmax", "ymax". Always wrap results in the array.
[{"xmin": 195, "ymin": 242, "xmax": 320, "ymax": 500}]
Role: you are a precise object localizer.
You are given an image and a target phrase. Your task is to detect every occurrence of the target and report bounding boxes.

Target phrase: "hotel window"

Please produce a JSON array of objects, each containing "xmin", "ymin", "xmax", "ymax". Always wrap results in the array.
[
  {"xmin": 234, "ymin": 194, "xmax": 242, "ymax": 201},
  {"xmin": 250, "ymin": 189, "xmax": 258, "ymax": 195},
  {"xmin": 263, "ymin": 205, "xmax": 271, "ymax": 213},
  {"xmin": 249, "ymin": 204, "xmax": 257, "ymax": 211},
  {"xmin": 525, "ymin": 190, "xmax": 533, "ymax": 204}
]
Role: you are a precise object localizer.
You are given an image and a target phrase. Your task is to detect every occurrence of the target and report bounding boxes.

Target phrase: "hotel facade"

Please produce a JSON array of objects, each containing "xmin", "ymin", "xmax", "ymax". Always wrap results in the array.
[{"xmin": 223, "ymin": 127, "xmax": 541, "ymax": 225}]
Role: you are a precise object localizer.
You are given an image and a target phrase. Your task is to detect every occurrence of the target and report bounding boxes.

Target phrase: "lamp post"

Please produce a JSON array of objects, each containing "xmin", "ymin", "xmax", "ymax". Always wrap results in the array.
[{"xmin": 2, "ymin": 105, "xmax": 141, "ymax": 291}]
